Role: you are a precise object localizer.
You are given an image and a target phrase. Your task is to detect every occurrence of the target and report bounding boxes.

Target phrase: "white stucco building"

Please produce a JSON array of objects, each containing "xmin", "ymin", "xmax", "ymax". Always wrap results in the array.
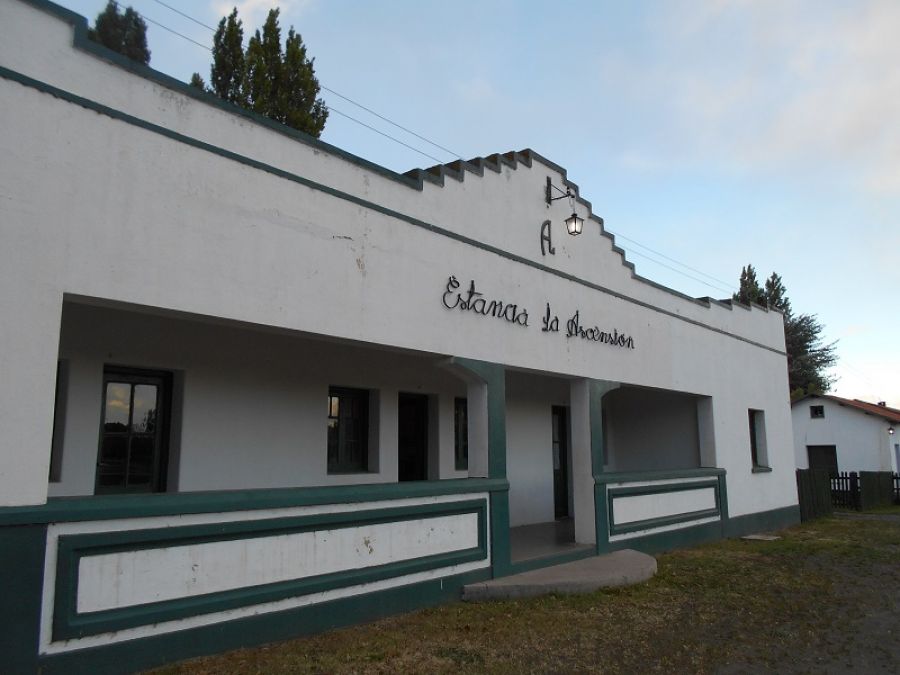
[
  {"xmin": 0, "ymin": 1, "xmax": 800, "ymax": 672},
  {"xmin": 792, "ymin": 394, "xmax": 900, "ymax": 474}
]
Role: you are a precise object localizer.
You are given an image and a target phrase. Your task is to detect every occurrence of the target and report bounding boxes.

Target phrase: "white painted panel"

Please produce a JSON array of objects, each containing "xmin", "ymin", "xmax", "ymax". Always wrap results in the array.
[
  {"xmin": 77, "ymin": 512, "xmax": 478, "ymax": 612},
  {"xmin": 613, "ymin": 486, "xmax": 716, "ymax": 525},
  {"xmin": 42, "ymin": 493, "xmax": 490, "ymax": 653}
]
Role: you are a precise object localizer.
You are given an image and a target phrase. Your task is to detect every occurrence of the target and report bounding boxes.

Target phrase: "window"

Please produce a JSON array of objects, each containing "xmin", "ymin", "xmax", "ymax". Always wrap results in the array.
[
  {"xmin": 96, "ymin": 367, "xmax": 172, "ymax": 494},
  {"xmin": 48, "ymin": 360, "xmax": 68, "ymax": 483},
  {"xmin": 454, "ymin": 397, "xmax": 468, "ymax": 471},
  {"xmin": 748, "ymin": 409, "xmax": 769, "ymax": 470},
  {"xmin": 810, "ymin": 405, "xmax": 824, "ymax": 419},
  {"xmin": 327, "ymin": 387, "xmax": 369, "ymax": 473}
]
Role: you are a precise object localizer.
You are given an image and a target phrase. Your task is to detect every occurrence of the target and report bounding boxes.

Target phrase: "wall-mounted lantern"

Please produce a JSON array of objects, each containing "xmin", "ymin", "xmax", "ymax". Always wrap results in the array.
[
  {"xmin": 890, "ymin": 425, "xmax": 895, "ymax": 436},
  {"xmin": 545, "ymin": 177, "xmax": 583, "ymax": 236},
  {"xmin": 565, "ymin": 212, "xmax": 584, "ymax": 236}
]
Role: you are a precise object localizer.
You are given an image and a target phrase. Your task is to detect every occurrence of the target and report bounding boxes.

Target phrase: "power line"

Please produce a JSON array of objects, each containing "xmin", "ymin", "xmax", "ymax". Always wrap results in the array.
[
  {"xmin": 140, "ymin": 14, "xmax": 211, "ymax": 52},
  {"xmin": 151, "ymin": 0, "xmax": 216, "ymax": 32},
  {"xmin": 137, "ymin": 3, "xmax": 459, "ymax": 164},
  {"xmin": 621, "ymin": 248, "xmax": 734, "ymax": 296},
  {"xmin": 325, "ymin": 107, "xmax": 444, "ymax": 164},
  {"xmin": 321, "ymin": 86, "xmax": 462, "ymax": 160},
  {"xmin": 606, "ymin": 228, "xmax": 737, "ymax": 292}
]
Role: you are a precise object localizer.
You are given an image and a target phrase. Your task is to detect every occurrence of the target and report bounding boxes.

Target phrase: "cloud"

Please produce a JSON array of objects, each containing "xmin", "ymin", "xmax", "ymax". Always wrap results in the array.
[
  {"xmin": 605, "ymin": 0, "xmax": 900, "ymax": 195},
  {"xmin": 210, "ymin": 0, "xmax": 316, "ymax": 29}
]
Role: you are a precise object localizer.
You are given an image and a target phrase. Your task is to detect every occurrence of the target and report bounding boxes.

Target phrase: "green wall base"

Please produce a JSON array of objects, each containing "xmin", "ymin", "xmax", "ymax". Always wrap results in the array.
[
  {"xmin": 36, "ymin": 568, "xmax": 491, "ymax": 675},
  {"xmin": 724, "ymin": 505, "xmax": 800, "ymax": 538}
]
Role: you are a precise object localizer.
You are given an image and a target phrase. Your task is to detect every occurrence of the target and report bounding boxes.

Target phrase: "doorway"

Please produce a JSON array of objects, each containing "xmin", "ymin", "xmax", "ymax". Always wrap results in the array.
[
  {"xmin": 398, "ymin": 393, "xmax": 429, "ymax": 481},
  {"xmin": 552, "ymin": 405, "xmax": 569, "ymax": 518},
  {"xmin": 807, "ymin": 445, "xmax": 838, "ymax": 475}
]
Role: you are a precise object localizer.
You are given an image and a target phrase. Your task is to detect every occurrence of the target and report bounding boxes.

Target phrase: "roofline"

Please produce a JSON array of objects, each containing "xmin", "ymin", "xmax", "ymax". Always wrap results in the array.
[{"xmin": 793, "ymin": 393, "xmax": 900, "ymax": 424}]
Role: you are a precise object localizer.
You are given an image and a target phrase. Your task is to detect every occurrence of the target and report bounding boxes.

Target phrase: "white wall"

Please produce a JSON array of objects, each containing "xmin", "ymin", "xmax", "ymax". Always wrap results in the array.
[
  {"xmin": 50, "ymin": 303, "xmax": 469, "ymax": 496},
  {"xmin": 792, "ymin": 399, "xmax": 896, "ymax": 472},
  {"xmin": 603, "ymin": 386, "xmax": 701, "ymax": 471},
  {"xmin": 505, "ymin": 372, "xmax": 570, "ymax": 527},
  {"xmin": 1, "ymin": 0, "xmax": 796, "ymax": 517}
]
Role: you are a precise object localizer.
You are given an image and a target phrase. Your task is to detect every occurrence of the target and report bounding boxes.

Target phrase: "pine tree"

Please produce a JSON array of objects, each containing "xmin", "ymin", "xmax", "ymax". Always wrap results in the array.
[
  {"xmin": 733, "ymin": 264, "xmax": 764, "ymax": 306},
  {"xmin": 210, "ymin": 9, "xmax": 246, "ymax": 105},
  {"xmin": 733, "ymin": 267, "xmax": 837, "ymax": 395},
  {"xmin": 201, "ymin": 7, "xmax": 328, "ymax": 137},
  {"xmin": 87, "ymin": 1, "xmax": 150, "ymax": 66}
]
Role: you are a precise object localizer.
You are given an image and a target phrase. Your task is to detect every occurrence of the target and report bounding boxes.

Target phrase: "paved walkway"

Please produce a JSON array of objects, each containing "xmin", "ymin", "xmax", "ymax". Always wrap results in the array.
[{"xmin": 462, "ymin": 549, "xmax": 657, "ymax": 601}]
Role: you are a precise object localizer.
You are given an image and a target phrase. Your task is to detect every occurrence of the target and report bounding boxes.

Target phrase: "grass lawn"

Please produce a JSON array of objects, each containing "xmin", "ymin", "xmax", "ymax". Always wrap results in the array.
[{"xmin": 149, "ymin": 512, "xmax": 900, "ymax": 674}]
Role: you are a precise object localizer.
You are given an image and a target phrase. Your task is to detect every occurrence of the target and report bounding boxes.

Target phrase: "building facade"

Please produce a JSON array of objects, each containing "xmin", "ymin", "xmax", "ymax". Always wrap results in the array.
[
  {"xmin": 0, "ymin": 2, "xmax": 799, "ymax": 672},
  {"xmin": 792, "ymin": 395, "xmax": 899, "ymax": 474}
]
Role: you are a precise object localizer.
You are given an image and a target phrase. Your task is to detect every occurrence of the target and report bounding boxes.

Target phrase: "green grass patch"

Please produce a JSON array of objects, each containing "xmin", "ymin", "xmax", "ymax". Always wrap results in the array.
[{"xmin": 148, "ymin": 517, "xmax": 900, "ymax": 674}]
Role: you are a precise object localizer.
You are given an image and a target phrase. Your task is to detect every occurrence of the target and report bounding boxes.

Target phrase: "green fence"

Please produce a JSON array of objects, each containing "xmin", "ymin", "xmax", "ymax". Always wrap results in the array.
[{"xmin": 796, "ymin": 469, "xmax": 832, "ymax": 521}]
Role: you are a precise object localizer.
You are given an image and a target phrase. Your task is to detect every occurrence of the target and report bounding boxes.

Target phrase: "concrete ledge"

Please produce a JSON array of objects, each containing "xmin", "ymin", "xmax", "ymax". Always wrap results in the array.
[{"xmin": 462, "ymin": 549, "xmax": 656, "ymax": 601}]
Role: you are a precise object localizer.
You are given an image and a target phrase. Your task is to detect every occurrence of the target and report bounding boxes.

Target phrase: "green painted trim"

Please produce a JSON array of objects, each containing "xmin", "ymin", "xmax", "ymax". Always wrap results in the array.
[
  {"xmin": 52, "ymin": 499, "xmax": 487, "ymax": 640},
  {"xmin": 596, "ymin": 467, "xmax": 726, "ymax": 484},
  {"xmin": 724, "ymin": 505, "xmax": 800, "ymax": 538},
  {"xmin": 447, "ymin": 359, "xmax": 511, "ymax": 577},
  {"xmin": 717, "ymin": 472, "xmax": 730, "ymax": 524},
  {"xmin": 0, "ymin": 52, "xmax": 787, "ymax": 359},
  {"xmin": 0, "ymin": 524, "xmax": 47, "ymax": 674},
  {"xmin": 36, "ymin": 567, "xmax": 492, "ymax": 675},
  {"xmin": 607, "ymin": 479, "xmax": 721, "ymax": 536},
  {"xmin": 507, "ymin": 547, "xmax": 595, "ymax": 576},
  {"xmin": 489, "ymin": 491, "xmax": 511, "ymax": 578},
  {"xmin": 751, "ymin": 466, "xmax": 773, "ymax": 473},
  {"xmin": 0, "ymin": 477, "xmax": 508, "ymax": 526},
  {"xmin": 606, "ymin": 519, "xmax": 724, "ymax": 555},
  {"xmin": 595, "ymin": 483, "xmax": 611, "ymax": 552}
]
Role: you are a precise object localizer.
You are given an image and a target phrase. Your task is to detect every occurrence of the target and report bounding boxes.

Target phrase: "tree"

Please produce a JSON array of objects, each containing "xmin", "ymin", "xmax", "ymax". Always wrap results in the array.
[
  {"xmin": 193, "ymin": 7, "xmax": 328, "ymax": 137},
  {"xmin": 87, "ymin": 1, "xmax": 150, "ymax": 66},
  {"xmin": 733, "ymin": 267, "xmax": 837, "ymax": 396},
  {"xmin": 733, "ymin": 264, "xmax": 764, "ymax": 306}
]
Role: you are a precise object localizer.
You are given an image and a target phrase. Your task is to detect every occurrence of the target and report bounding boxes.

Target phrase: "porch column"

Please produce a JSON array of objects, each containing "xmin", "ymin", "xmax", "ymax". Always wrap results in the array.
[
  {"xmin": 447, "ymin": 358, "xmax": 509, "ymax": 576},
  {"xmin": 0, "ymin": 284, "xmax": 62, "ymax": 506},
  {"xmin": 570, "ymin": 379, "xmax": 618, "ymax": 546}
]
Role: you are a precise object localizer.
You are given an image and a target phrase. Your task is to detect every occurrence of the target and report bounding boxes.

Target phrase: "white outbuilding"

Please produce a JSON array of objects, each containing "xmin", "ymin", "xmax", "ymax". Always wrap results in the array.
[
  {"xmin": 792, "ymin": 394, "xmax": 900, "ymax": 473},
  {"xmin": 0, "ymin": 1, "xmax": 800, "ymax": 672}
]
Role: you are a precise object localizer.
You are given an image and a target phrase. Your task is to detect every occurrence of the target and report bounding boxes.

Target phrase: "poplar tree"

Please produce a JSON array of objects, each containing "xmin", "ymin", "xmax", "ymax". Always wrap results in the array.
[
  {"xmin": 732, "ymin": 267, "xmax": 837, "ymax": 396},
  {"xmin": 88, "ymin": 1, "xmax": 151, "ymax": 65},
  {"xmin": 192, "ymin": 7, "xmax": 328, "ymax": 137}
]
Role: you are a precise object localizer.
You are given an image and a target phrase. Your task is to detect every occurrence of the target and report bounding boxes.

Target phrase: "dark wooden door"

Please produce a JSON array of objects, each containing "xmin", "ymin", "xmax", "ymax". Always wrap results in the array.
[
  {"xmin": 398, "ymin": 393, "xmax": 428, "ymax": 481},
  {"xmin": 552, "ymin": 406, "xmax": 569, "ymax": 518},
  {"xmin": 807, "ymin": 445, "xmax": 838, "ymax": 475}
]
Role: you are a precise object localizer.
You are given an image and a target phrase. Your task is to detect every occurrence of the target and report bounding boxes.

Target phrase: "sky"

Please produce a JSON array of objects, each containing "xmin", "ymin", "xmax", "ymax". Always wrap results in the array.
[{"xmin": 60, "ymin": 0, "xmax": 899, "ymax": 407}]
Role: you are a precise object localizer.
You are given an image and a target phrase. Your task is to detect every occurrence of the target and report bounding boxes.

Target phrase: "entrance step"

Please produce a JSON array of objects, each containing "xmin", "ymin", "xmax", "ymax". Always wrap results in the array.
[{"xmin": 462, "ymin": 549, "xmax": 657, "ymax": 601}]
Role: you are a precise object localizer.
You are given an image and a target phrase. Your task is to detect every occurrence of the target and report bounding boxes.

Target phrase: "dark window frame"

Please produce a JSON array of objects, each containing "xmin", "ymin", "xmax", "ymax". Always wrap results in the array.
[
  {"xmin": 748, "ymin": 408, "xmax": 769, "ymax": 470},
  {"xmin": 95, "ymin": 366, "xmax": 172, "ymax": 495},
  {"xmin": 48, "ymin": 359, "xmax": 69, "ymax": 483},
  {"xmin": 810, "ymin": 405, "xmax": 825, "ymax": 419},
  {"xmin": 327, "ymin": 386, "xmax": 370, "ymax": 474},
  {"xmin": 454, "ymin": 397, "xmax": 468, "ymax": 471}
]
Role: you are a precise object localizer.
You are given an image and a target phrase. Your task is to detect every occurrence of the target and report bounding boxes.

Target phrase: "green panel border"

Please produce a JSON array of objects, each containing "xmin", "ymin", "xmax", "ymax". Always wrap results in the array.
[
  {"xmin": 606, "ymin": 519, "xmax": 724, "ymax": 555},
  {"xmin": 0, "ymin": 524, "xmax": 47, "ymax": 674},
  {"xmin": 596, "ymin": 467, "xmax": 726, "ymax": 484},
  {"xmin": 607, "ymin": 479, "xmax": 721, "ymax": 536},
  {"xmin": 0, "ymin": 477, "xmax": 508, "ymax": 526},
  {"xmin": 53, "ymin": 499, "xmax": 487, "ymax": 641},
  {"xmin": 36, "ymin": 567, "xmax": 492, "ymax": 675}
]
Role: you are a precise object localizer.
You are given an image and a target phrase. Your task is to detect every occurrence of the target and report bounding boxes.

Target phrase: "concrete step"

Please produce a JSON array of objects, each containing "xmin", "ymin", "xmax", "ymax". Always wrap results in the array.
[{"xmin": 462, "ymin": 549, "xmax": 657, "ymax": 601}]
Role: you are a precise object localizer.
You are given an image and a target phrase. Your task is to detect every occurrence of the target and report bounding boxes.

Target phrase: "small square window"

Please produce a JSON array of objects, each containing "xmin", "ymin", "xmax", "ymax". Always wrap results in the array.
[
  {"xmin": 454, "ymin": 398, "xmax": 468, "ymax": 471},
  {"xmin": 327, "ymin": 387, "xmax": 369, "ymax": 473},
  {"xmin": 810, "ymin": 405, "xmax": 824, "ymax": 419}
]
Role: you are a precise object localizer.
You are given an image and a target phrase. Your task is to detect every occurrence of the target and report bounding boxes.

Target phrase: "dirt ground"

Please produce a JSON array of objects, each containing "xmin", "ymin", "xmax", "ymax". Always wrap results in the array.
[{"xmin": 149, "ymin": 510, "xmax": 900, "ymax": 675}]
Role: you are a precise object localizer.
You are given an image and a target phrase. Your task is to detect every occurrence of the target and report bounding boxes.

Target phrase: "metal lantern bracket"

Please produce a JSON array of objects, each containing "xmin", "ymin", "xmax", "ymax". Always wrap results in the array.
[{"xmin": 545, "ymin": 177, "xmax": 573, "ymax": 205}]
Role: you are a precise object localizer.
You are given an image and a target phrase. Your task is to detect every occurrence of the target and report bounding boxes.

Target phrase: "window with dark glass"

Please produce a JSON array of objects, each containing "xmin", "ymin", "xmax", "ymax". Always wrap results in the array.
[
  {"xmin": 454, "ymin": 397, "xmax": 468, "ymax": 471},
  {"xmin": 48, "ymin": 360, "xmax": 68, "ymax": 483},
  {"xmin": 810, "ymin": 405, "xmax": 824, "ymax": 419},
  {"xmin": 96, "ymin": 367, "xmax": 171, "ymax": 494},
  {"xmin": 748, "ymin": 409, "xmax": 768, "ymax": 469},
  {"xmin": 327, "ymin": 387, "xmax": 369, "ymax": 473}
]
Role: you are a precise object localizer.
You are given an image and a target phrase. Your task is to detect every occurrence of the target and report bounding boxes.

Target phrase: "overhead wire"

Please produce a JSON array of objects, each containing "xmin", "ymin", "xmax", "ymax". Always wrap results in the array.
[{"xmin": 133, "ymin": 3, "xmax": 742, "ymax": 296}]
